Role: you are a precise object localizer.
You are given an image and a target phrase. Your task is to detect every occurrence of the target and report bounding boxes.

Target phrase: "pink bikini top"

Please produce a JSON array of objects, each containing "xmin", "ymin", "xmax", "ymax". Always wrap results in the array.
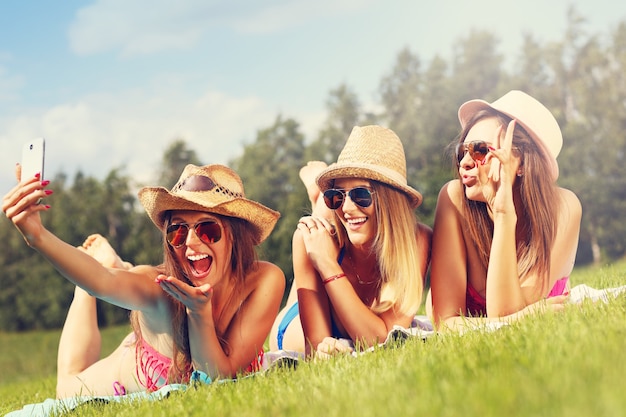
[
  {"xmin": 466, "ymin": 277, "xmax": 569, "ymax": 317},
  {"xmin": 136, "ymin": 338, "xmax": 172, "ymax": 391},
  {"xmin": 135, "ymin": 338, "xmax": 264, "ymax": 391}
]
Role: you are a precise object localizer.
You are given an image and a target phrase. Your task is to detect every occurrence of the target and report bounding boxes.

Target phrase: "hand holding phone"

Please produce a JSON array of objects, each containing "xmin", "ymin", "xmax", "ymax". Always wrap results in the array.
[{"xmin": 20, "ymin": 138, "xmax": 46, "ymax": 181}]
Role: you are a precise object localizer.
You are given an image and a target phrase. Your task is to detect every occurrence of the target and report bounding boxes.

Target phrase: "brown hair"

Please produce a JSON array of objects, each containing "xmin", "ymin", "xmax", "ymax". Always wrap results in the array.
[
  {"xmin": 455, "ymin": 109, "xmax": 559, "ymax": 298},
  {"xmin": 131, "ymin": 211, "xmax": 258, "ymax": 384}
]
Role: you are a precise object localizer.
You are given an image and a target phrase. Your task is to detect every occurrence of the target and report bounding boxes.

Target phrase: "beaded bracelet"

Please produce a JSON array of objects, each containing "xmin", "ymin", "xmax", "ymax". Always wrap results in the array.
[{"xmin": 322, "ymin": 272, "xmax": 346, "ymax": 285}]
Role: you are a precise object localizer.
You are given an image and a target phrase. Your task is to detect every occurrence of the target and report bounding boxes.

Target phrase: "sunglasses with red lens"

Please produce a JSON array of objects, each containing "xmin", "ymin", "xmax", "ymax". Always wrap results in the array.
[
  {"xmin": 323, "ymin": 187, "xmax": 375, "ymax": 210},
  {"xmin": 456, "ymin": 140, "xmax": 490, "ymax": 164},
  {"xmin": 166, "ymin": 221, "xmax": 222, "ymax": 248}
]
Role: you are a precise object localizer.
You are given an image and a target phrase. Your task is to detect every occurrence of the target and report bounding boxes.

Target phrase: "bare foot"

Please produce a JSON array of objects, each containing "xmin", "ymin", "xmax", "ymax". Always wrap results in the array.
[
  {"xmin": 299, "ymin": 161, "xmax": 333, "ymax": 218},
  {"xmin": 299, "ymin": 161, "xmax": 328, "ymax": 203},
  {"xmin": 79, "ymin": 234, "xmax": 132, "ymax": 269}
]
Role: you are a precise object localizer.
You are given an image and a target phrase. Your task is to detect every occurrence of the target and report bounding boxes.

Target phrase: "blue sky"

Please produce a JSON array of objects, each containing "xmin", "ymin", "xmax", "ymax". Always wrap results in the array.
[{"xmin": 0, "ymin": 0, "xmax": 623, "ymax": 194}]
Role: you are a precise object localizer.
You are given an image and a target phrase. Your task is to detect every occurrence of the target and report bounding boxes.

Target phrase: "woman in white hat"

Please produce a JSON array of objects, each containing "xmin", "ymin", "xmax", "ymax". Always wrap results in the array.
[
  {"xmin": 272, "ymin": 125, "xmax": 432, "ymax": 358},
  {"xmin": 2, "ymin": 163, "xmax": 284, "ymax": 397},
  {"xmin": 429, "ymin": 90, "xmax": 582, "ymax": 331}
]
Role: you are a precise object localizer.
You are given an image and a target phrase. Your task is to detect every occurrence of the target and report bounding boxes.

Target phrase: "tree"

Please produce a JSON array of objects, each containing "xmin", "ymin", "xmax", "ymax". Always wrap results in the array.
[
  {"xmin": 306, "ymin": 83, "xmax": 364, "ymax": 163},
  {"xmin": 158, "ymin": 139, "xmax": 203, "ymax": 188},
  {"xmin": 231, "ymin": 116, "xmax": 308, "ymax": 303}
]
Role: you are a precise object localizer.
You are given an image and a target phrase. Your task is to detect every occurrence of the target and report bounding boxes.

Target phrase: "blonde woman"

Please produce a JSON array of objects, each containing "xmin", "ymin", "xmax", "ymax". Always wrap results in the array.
[
  {"xmin": 271, "ymin": 125, "xmax": 431, "ymax": 357},
  {"xmin": 429, "ymin": 90, "xmax": 581, "ymax": 331},
  {"xmin": 3, "ymin": 164, "xmax": 284, "ymax": 397}
]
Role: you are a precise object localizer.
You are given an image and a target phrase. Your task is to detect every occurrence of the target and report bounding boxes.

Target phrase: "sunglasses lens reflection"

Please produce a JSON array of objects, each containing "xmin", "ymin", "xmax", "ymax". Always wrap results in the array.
[
  {"xmin": 166, "ymin": 221, "xmax": 222, "ymax": 248},
  {"xmin": 323, "ymin": 187, "xmax": 373, "ymax": 210},
  {"xmin": 457, "ymin": 141, "xmax": 489, "ymax": 163},
  {"xmin": 166, "ymin": 224, "xmax": 188, "ymax": 247},
  {"xmin": 323, "ymin": 189, "xmax": 344, "ymax": 210},
  {"xmin": 349, "ymin": 187, "xmax": 373, "ymax": 208},
  {"xmin": 195, "ymin": 221, "xmax": 222, "ymax": 244}
]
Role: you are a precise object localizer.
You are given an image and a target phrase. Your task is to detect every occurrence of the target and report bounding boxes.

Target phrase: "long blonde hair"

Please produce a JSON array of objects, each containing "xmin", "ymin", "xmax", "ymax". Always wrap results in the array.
[
  {"xmin": 131, "ymin": 211, "xmax": 258, "ymax": 383},
  {"xmin": 456, "ymin": 109, "xmax": 560, "ymax": 298},
  {"xmin": 334, "ymin": 181, "xmax": 424, "ymax": 316}
]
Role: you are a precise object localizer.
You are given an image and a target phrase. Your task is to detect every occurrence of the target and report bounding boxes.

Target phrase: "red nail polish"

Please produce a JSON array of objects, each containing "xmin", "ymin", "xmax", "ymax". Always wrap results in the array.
[
  {"xmin": 35, "ymin": 172, "xmax": 41, "ymax": 179},
  {"xmin": 41, "ymin": 180, "xmax": 50, "ymax": 186},
  {"xmin": 44, "ymin": 190, "xmax": 53, "ymax": 195},
  {"xmin": 488, "ymin": 146, "xmax": 496, "ymax": 151},
  {"xmin": 44, "ymin": 205, "xmax": 51, "ymax": 209}
]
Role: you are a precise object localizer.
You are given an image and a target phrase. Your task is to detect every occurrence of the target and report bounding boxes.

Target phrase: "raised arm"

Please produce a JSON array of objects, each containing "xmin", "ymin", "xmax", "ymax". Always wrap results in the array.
[{"xmin": 2, "ymin": 174, "xmax": 164, "ymax": 312}]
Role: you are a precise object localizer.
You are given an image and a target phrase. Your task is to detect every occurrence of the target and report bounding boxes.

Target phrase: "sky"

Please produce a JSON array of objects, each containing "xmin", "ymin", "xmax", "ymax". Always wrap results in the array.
[{"xmin": 0, "ymin": 0, "xmax": 624, "ymax": 195}]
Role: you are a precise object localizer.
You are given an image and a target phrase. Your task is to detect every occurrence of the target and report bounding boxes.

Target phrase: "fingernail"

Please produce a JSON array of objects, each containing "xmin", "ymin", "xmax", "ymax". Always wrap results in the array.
[
  {"xmin": 44, "ymin": 205, "xmax": 51, "ymax": 209},
  {"xmin": 35, "ymin": 172, "xmax": 41, "ymax": 179},
  {"xmin": 488, "ymin": 146, "xmax": 496, "ymax": 151},
  {"xmin": 44, "ymin": 190, "xmax": 53, "ymax": 195},
  {"xmin": 41, "ymin": 180, "xmax": 50, "ymax": 186}
]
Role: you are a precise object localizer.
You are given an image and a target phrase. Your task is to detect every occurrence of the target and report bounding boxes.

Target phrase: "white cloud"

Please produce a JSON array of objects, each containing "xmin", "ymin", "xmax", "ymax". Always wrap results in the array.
[
  {"xmin": 0, "ymin": 61, "xmax": 24, "ymax": 102},
  {"xmin": 68, "ymin": 0, "xmax": 375, "ymax": 56},
  {"xmin": 0, "ymin": 84, "xmax": 280, "ymax": 194}
]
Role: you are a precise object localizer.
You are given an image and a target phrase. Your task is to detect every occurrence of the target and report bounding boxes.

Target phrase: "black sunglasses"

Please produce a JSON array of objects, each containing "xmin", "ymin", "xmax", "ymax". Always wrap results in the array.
[
  {"xmin": 456, "ymin": 140, "xmax": 491, "ymax": 164},
  {"xmin": 323, "ymin": 187, "xmax": 375, "ymax": 210},
  {"xmin": 166, "ymin": 220, "xmax": 222, "ymax": 248}
]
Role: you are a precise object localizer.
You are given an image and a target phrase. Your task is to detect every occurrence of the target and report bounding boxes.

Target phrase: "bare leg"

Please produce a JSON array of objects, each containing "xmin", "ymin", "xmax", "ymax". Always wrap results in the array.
[
  {"xmin": 56, "ymin": 234, "xmax": 132, "ymax": 397},
  {"xmin": 268, "ymin": 162, "xmax": 335, "ymax": 352},
  {"xmin": 299, "ymin": 161, "xmax": 333, "ymax": 219},
  {"xmin": 57, "ymin": 285, "xmax": 101, "ymax": 391}
]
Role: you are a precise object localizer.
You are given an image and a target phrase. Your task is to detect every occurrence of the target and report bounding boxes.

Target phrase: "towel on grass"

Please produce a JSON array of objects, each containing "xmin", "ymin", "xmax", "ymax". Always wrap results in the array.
[{"xmin": 7, "ymin": 284, "xmax": 625, "ymax": 416}]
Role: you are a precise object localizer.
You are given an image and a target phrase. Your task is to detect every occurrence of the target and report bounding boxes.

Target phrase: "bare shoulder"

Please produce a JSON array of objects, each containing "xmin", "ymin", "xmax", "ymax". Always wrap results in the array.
[
  {"xmin": 438, "ymin": 180, "xmax": 464, "ymax": 208},
  {"xmin": 416, "ymin": 222, "xmax": 433, "ymax": 247},
  {"xmin": 557, "ymin": 187, "xmax": 581, "ymax": 207},
  {"xmin": 557, "ymin": 187, "xmax": 582, "ymax": 219},
  {"xmin": 249, "ymin": 261, "xmax": 285, "ymax": 289}
]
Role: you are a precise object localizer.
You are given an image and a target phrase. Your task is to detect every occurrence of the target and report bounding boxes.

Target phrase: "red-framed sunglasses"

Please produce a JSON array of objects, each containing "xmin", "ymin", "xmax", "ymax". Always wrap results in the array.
[{"xmin": 166, "ymin": 220, "xmax": 222, "ymax": 248}]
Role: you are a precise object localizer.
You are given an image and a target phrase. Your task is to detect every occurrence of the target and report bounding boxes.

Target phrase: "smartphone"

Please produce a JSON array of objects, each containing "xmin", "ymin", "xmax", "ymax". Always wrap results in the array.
[{"xmin": 21, "ymin": 137, "xmax": 46, "ymax": 181}]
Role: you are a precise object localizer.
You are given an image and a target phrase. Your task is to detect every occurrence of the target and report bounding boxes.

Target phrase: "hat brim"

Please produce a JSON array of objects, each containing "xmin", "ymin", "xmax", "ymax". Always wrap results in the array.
[
  {"xmin": 138, "ymin": 186, "xmax": 280, "ymax": 245},
  {"xmin": 458, "ymin": 99, "xmax": 560, "ymax": 181},
  {"xmin": 316, "ymin": 163, "xmax": 423, "ymax": 209}
]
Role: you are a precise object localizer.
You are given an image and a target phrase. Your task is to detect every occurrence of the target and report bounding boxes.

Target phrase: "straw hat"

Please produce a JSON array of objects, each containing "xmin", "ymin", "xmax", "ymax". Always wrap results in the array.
[
  {"xmin": 316, "ymin": 125, "xmax": 423, "ymax": 208},
  {"xmin": 458, "ymin": 90, "xmax": 563, "ymax": 181},
  {"xmin": 138, "ymin": 164, "xmax": 280, "ymax": 245}
]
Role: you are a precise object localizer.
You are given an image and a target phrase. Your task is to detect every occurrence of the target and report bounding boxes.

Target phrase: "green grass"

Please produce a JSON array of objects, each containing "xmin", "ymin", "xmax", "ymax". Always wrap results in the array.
[{"xmin": 2, "ymin": 261, "xmax": 626, "ymax": 417}]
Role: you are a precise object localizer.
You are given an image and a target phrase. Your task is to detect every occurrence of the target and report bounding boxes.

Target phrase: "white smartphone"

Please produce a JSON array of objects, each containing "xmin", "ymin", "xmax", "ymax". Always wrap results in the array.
[{"xmin": 21, "ymin": 137, "xmax": 46, "ymax": 181}]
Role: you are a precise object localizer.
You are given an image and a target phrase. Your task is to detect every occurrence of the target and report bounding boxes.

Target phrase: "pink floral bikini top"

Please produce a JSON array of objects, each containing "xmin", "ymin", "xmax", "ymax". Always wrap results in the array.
[{"xmin": 465, "ymin": 277, "xmax": 569, "ymax": 317}]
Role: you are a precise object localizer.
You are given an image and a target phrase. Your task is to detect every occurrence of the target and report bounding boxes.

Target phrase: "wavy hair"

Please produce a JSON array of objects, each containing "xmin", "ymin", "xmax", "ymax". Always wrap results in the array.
[
  {"xmin": 333, "ymin": 181, "xmax": 424, "ymax": 316},
  {"xmin": 454, "ymin": 109, "xmax": 560, "ymax": 298},
  {"xmin": 131, "ymin": 211, "xmax": 258, "ymax": 384}
]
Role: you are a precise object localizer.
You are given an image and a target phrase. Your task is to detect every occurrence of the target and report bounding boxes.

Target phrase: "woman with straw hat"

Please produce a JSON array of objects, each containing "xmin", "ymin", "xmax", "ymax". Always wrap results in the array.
[
  {"xmin": 429, "ymin": 90, "xmax": 581, "ymax": 331},
  {"xmin": 2, "ymin": 163, "xmax": 284, "ymax": 397},
  {"xmin": 271, "ymin": 125, "xmax": 431, "ymax": 358}
]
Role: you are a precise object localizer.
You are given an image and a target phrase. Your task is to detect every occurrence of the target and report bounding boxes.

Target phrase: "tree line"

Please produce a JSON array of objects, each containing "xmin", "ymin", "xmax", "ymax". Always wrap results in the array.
[{"xmin": 2, "ymin": 7, "xmax": 625, "ymax": 331}]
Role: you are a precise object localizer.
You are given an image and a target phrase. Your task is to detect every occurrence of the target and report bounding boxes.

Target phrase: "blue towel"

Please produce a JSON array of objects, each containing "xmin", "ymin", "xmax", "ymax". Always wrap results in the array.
[{"xmin": 4, "ymin": 370, "xmax": 218, "ymax": 417}]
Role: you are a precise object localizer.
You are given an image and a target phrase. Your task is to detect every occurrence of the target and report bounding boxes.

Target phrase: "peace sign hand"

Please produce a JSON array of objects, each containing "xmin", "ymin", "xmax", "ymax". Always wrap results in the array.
[{"xmin": 482, "ymin": 120, "xmax": 520, "ymax": 216}]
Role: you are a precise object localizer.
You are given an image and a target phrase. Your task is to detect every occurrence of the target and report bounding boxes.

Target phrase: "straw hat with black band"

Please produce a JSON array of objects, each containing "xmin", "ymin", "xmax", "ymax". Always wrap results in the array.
[
  {"xmin": 138, "ymin": 164, "xmax": 280, "ymax": 245},
  {"xmin": 316, "ymin": 125, "xmax": 423, "ymax": 209}
]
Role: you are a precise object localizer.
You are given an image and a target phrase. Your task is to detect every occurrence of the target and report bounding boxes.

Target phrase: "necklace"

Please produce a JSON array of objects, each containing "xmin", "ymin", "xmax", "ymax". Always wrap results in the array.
[{"xmin": 347, "ymin": 251, "xmax": 378, "ymax": 285}]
